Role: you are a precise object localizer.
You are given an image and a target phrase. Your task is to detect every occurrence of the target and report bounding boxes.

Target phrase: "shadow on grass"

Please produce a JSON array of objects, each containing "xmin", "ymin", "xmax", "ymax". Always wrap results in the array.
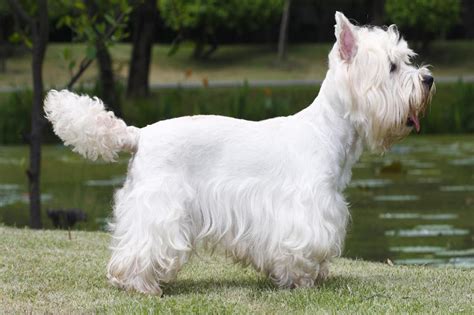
[
  {"xmin": 322, "ymin": 274, "xmax": 368, "ymax": 289},
  {"xmin": 163, "ymin": 276, "xmax": 274, "ymax": 296},
  {"xmin": 163, "ymin": 273, "xmax": 366, "ymax": 297}
]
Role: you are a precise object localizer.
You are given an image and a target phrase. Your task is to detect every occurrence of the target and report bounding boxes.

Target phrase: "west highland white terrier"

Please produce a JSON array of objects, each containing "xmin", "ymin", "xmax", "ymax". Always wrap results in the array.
[{"xmin": 44, "ymin": 12, "xmax": 434, "ymax": 295}]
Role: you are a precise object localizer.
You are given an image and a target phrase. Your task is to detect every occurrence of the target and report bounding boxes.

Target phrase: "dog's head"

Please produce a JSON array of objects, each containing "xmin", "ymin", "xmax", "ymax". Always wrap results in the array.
[{"xmin": 328, "ymin": 12, "xmax": 434, "ymax": 152}]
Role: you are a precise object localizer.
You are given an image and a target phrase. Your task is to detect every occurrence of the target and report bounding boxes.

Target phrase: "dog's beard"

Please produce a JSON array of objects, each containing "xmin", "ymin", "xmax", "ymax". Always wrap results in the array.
[{"xmin": 351, "ymin": 71, "xmax": 434, "ymax": 153}]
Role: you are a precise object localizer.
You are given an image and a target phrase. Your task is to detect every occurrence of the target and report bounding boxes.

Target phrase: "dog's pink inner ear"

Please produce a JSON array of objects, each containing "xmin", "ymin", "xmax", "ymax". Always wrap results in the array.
[{"xmin": 339, "ymin": 23, "xmax": 357, "ymax": 62}]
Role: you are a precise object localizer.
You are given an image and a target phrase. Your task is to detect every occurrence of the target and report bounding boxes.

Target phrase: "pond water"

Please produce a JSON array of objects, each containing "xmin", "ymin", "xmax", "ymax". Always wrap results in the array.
[{"xmin": 1, "ymin": 135, "xmax": 473, "ymax": 268}]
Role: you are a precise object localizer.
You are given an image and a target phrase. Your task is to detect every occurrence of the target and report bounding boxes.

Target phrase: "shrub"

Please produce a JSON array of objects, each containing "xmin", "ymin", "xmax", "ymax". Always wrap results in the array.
[
  {"xmin": 0, "ymin": 83, "xmax": 473, "ymax": 145},
  {"xmin": 385, "ymin": 0, "xmax": 461, "ymax": 50},
  {"xmin": 0, "ymin": 90, "xmax": 32, "ymax": 144},
  {"xmin": 158, "ymin": 0, "xmax": 283, "ymax": 58}
]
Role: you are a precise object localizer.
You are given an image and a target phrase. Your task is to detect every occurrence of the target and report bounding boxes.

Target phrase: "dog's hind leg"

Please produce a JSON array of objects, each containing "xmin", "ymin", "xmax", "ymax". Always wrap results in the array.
[{"xmin": 107, "ymin": 180, "xmax": 193, "ymax": 295}]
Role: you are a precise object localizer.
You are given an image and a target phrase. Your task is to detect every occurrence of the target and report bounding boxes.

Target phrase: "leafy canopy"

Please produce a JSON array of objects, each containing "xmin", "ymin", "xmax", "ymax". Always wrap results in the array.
[
  {"xmin": 158, "ymin": 0, "xmax": 284, "ymax": 34},
  {"xmin": 159, "ymin": 0, "xmax": 283, "ymax": 58},
  {"xmin": 55, "ymin": 0, "xmax": 132, "ymax": 83},
  {"xmin": 385, "ymin": 0, "xmax": 461, "ymax": 37}
]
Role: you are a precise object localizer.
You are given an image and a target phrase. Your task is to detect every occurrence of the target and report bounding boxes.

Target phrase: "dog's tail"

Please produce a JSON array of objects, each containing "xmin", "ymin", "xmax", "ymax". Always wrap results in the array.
[{"xmin": 44, "ymin": 89, "xmax": 139, "ymax": 162}]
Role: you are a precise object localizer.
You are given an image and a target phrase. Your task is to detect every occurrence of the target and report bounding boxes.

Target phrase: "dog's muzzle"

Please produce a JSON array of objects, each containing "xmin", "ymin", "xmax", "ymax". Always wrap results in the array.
[{"xmin": 406, "ymin": 74, "xmax": 434, "ymax": 132}]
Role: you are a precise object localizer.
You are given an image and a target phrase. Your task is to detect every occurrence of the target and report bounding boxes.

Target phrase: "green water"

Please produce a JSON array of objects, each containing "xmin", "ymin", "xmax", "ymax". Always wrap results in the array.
[{"xmin": 1, "ymin": 135, "xmax": 473, "ymax": 267}]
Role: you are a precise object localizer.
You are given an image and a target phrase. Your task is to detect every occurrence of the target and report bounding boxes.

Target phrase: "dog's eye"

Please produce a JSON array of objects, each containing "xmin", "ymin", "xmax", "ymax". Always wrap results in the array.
[{"xmin": 390, "ymin": 62, "xmax": 397, "ymax": 73}]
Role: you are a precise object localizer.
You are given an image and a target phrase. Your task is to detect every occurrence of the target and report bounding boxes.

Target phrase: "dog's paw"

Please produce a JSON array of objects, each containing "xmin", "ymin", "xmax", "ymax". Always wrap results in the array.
[{"xmin": 316, "ymin": 262, "xmax": 329, "ymax": 283}]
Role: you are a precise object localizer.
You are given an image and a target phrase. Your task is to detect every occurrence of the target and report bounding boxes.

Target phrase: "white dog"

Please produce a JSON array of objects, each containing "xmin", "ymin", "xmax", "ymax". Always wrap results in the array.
[{"xmin": 44, "ymin": 12, "xmax": 434, "ymax": 295}]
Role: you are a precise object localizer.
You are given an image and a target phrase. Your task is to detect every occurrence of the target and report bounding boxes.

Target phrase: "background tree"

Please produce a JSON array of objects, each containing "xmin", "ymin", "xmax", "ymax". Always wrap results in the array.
[
  {"xmin": 0, "ymin": 2, "xmax": 14, "ymax": 73},
  {"xmin": 6, "ymin": 0, "xmax": 129, "ymax": 229},
  {"xmin": 370, "ymin": 0, "xmax": 385, "ymax": 25},
  {"xmin": 126, "ymin": 0, "xmax": 158, "ymax": 98},
  {"xmin": 277, "ymin": 0, "xmax": 291, "ymax": 62},
  {"xmin": 58, "ymin": 0, "xmax": 132, "ymax": 117},
  {"xmin": 158, "ymin": 0, "xmax": 284, "ymax": 59},
  {"xmin": 7, "ymin": 0, "xmax": 49, "ymax": 229},
  {"xmin": 385, "ymin": 0, "xmax": 461, "ymax": 51}
]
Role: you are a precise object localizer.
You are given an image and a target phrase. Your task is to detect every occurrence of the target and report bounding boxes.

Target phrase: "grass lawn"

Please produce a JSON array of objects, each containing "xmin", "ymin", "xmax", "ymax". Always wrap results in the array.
[
  {"xmin": 1, "ymin": 226, "xmax": 472, "ymax": 313},
  {"xmin": 2, "ymin": 40, "xmax": 474, "ymax": 88}
]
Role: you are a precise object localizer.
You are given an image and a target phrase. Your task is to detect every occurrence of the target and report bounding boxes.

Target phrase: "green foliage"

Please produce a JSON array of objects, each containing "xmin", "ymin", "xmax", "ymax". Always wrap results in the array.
[
  {"xmin": 8, "ymin": 32, "xmax": 32, "ymax": 49},
  {"xmin": 0, "ymin": 82, "xmax": 473, "ymax": 145},
  {"xmin": 0, "ymin": 90, "xmax": 32, "ymax": 144},
  {"xmin": 159, "ymin": 0, "xmax": 283, "ymax": 32},
  {"xmin": 123, "ymin": 85, "xmax": 314, "ymax": 128},
  {"xmin": 158, "ymin": 0, "xmax": 284, "ymax": 57},
  {"xmin": 57, "ymin": 0, "xmax": 132, "ymax": 43},
  {"xmin": 121, "ymin": 83, "xmax": 474, "ymax": 136},
  {"xmin": 385, "ymin": 0, "xmax": 461, "ymax": 40},
  {"xmin": 422, "ymin": 81, "xmax": 474, "ymax": 134},
  {"xmin": 56, "ymin": 0, "xmax": 132, "ymax": 82},
  {"xmin": 6, "ymin": 0, "xmax": 40, "ymax": 49}
]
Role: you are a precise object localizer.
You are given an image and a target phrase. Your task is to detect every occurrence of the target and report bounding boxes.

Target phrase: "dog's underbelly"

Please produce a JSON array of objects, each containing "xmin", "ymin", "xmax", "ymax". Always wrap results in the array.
[{"xmin": 188, "ymin": 176, "xmax": 348, "ymax": 263}]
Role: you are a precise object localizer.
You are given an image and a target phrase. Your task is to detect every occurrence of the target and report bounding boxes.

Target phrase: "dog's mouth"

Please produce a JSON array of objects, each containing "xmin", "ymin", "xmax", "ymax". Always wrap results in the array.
[{"xmin": 406, "ymin": 112, "xmax": 420, "ymax": 133}]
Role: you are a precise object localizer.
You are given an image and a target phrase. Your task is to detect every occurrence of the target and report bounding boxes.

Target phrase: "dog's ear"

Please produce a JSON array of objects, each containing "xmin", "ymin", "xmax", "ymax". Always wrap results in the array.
[{"xmin": 335, "ymin": 12, "xmax": 358, "ymax": 62}]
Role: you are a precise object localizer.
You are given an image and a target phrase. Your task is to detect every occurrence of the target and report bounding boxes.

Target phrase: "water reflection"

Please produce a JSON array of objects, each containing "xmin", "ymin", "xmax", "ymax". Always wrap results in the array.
[
  {"xmin": 380, "ymin": 213, "xmax": 459, "ymax": 220},
  {"xmin": 344, "ymin": 135, "xmax": 474, "ymax": 268},
  {"xmin": 385, "ymin": 225, "xmax": 470, "ymax": 237},
  {"xmin": 450, "ymin": 157, "xmax": 474, "ymax": 166},
  {"xmin": 373, "ymin": 195, "xmax": 420, "ymax": 201},
  {"xmin": 84, "ymin": 176, "xmax": 126, "ymax": 187},
  {"xmin": 0, "ymin": 183, "xmax": 52, "ymax": 207},
  {"xmin": 349, "ymin": 179, "xmax": 392, "ymax": 188},
  {"xmin": 395, "ymin": 257, "xmax": 474, "ymax": 268},
  {"xmin": 439, "ymin": 185, "xmax": 474, "ymax": 192}
]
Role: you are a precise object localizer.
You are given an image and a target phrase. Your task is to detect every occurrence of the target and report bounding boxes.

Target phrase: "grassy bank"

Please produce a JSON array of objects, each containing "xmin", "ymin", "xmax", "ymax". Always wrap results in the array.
[
  {"xmin": 0, "ymin": 226, "xmax": 472, "ymax": 313},
  {"xmin": 1, "ymin": 81, "xmax": 473, "ymax": 144},
  {"xmin": 1, "ymin": 41, "xmax": 474, "ymax": 88}
]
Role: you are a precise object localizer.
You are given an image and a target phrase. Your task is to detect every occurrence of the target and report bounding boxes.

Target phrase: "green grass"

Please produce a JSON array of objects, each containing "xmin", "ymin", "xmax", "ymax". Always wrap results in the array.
[
  {"xmin": 1, "ymin": 226, "xmax": 472, "ymax": 313},
  {"xmin": 2, "ymin": 40, "xmax": 474, "ymax": 88}
]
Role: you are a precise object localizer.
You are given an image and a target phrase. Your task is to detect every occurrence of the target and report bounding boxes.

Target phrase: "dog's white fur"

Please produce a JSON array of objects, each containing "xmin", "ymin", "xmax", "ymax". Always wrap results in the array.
[{"xmin": 44, "ymin": 12, "xmax": 434, "ymax": 295}]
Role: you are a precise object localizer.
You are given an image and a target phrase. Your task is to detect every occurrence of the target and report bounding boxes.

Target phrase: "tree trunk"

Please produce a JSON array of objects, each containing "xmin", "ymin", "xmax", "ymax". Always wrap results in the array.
[
  {"xmin": 371, "ymin": 0, "xmax": 385, "ymax": 25},
  {"xmin": 0, "ymin": 12, "xmax": 9, "ymax": 73},
  {"xmin": 126, "ymin": 0, "xmax": 156, "ymax": 98},
  {"xmin": 193, "ymin": 38, "xmax": 205, "ymax": 59},
  {"xmin": 462, "ymin": 0, "xmax": 474, "ymax": 38},
  {"xmin": 95, "ymin": 40, "xmax": 121, "ymax": 117},
  {"xmin": 277, "ymin": 0, "xmax": 291, "ymax": 62},
  {"xmin": 28, "ymin": 0, "xmax": 49, "ymax": 229},
  {"xmin": 86, "ymin": 0, "xmax": 121, "ymax": 117},
  {"xmin": 202, "ymin": 34, "xmax": 218, "ymax": 59},
  {"xmin": 0, "ymin": 47, "xmax": 6, "ymax": 73}
]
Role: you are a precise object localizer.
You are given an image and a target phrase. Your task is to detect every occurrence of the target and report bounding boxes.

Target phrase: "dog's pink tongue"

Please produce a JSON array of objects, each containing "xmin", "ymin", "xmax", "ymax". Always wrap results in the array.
[{"xmin": 410, "ymin": 113, "xmax": 420, "ymax": 133}]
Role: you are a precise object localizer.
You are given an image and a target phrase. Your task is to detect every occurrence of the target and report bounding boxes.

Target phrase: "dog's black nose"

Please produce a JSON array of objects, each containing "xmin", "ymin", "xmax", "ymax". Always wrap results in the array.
[{"xmin": 422, "ymin": 75, "xmax": 434, "ymax": 89}]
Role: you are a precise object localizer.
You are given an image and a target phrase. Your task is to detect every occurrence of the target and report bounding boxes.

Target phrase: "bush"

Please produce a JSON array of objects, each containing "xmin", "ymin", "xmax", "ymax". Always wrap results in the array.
[
  {"xmin": 385, "ymin": 0, "xmax": 461, "ymax": 49},
  {"xmin": 123, "ymin": 84, "xmax": 316, "ymax": 127},
  {"xmin": 0, "ymin": 90, "xmax": 32, "ymax": 144},
  {"xmin": 422, "ymin": 81, "xmax": 474, "ymax": 134},
  {"xmin": 119, "ymin": 83, "xmax": 474, "ymax": 135},
  {"xmin": 0, "ymin": 83, "xmax": 473, "ymax": 145},
  {"xmin": 158, "ymin": 0, "xmax": 284, "ymax": 58}
]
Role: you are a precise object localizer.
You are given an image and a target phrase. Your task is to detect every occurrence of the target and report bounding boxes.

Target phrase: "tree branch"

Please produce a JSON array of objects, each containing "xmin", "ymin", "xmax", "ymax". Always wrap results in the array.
[
  {"xmin": 65, "ymin": 11, "xmax": 128, "ymax": 89},
  {"xmin": 103, "ymin": 11, "xmax": 128, "ymax": 40},
  {"xmin": 7, "ymin": 0, "xmax": 33, "ymax": 26},
  {"xmin": 66, "ymin": 58, "xmax": 94, "ymax": 90}
]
